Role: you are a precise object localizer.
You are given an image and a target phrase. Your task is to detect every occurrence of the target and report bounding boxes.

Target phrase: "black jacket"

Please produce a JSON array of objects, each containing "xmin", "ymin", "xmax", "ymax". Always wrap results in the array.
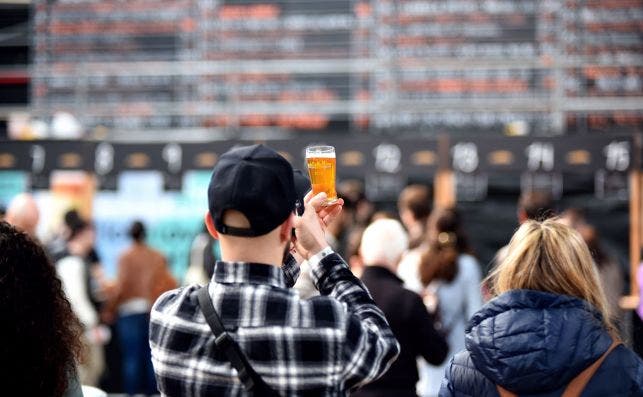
[{"xmin": 354, "ymin": 266, "xmax": 449, "ymax": 397}]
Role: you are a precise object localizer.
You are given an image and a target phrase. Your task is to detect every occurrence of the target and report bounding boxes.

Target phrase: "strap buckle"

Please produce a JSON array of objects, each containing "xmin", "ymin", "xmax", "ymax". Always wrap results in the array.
[{"xmin": 214, "ymin": 332, "xmax": 234, "ymax": 350}]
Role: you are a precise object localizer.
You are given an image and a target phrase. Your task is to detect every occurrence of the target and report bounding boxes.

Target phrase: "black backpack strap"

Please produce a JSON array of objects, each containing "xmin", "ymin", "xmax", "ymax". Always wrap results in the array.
[{"xmin": 197, "ymin": 285, "xmax": 280, "ymax": 396}]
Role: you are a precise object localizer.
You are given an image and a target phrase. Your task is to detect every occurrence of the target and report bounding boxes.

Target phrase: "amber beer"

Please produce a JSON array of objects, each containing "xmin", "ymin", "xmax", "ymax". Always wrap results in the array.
[{"xmin": 305, "ymin": 146, "xmax": 338, "ymax": 205}]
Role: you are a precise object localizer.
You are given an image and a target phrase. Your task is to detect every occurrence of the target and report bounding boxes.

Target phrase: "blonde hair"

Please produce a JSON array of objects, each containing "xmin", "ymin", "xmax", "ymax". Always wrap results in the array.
[{"xmin": 487, "ymin": 218, "xmax": 617, "ymax": 337}]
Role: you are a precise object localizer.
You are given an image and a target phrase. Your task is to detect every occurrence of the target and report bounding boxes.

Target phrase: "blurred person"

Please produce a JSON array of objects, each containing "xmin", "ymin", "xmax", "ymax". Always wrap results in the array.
[
  {"xmin": 338, "ymin": 179, "xmax": 374, "ymax": 227},
  {"xmin": 576, "ymin": 223, "xmax": 625, "ymax": 333},
  {"xmin": 108, "ymin": 220, "xmax": 176, "ymax": 394},
  {"xmin": 5, "ymin": 192, "xmax": 40, "ymax": 237},
  {"xmin": 354, "ymin": 219, "xmax": 448, "ymax": 397},
  {"xmin": 559, "ymin": 207, "xmax": 586, "ymax": 229},
  {"xmin": 516, "ymin": 190, "xmax": 556, "ymax": 223},
  {"xmin": 325, "ymin": 179, "xmax": 370, "ymax": 257},
  {"xmin": 398, "ymin": 184, "xmax": 432, "ymax": 249},
  {"xmin": 345, "ymin": 225, "xmax": 366, "ymax": 277},
  {"xmin": 492, "ymin": 190, "xmax": 555, "ymax": 273},
  {"xmin": 56, "ymin": 215, "xmax": 106, "ymax": 386},
  {"xmin": 51, "ymin": 210, "xmax": 109, "ymax": 302},
  {"xmin": 149, "ymin": 144, "xmax": 399, "ymax": 396},
  {"xmin": 440, "ymin": 219, "xmax": 643, "ymax": 396},
  {"xmin": 184, "ymin": 224, "xmax": 220, "ymax": 286},
  {"xmin": 397, "ymin": 208, "xmax": 482, "ymax": 397},
  {"xmin": 559, "ymin": 209, "xmax": 625, "ymax": 334},
  {"xmin": 50, "ymin": 209, "xmax": 84, "ymax": 263},
  {"xmin": 0, "ymin": 221, "xmax": 84, "ymax": 397},
  {"xmin": 635, "ymin": 256, "xmax": 643, "ymax": 357}
]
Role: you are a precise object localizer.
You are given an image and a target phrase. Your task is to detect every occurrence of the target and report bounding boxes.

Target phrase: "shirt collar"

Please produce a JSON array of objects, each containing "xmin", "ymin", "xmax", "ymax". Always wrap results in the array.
[
  {"xmin": 361, "ymin": 265, "xmax": 403, "ymax": 284},
  {"xmin": 213, "ymin": 261, "xmax": 286, "ymax": 289}
]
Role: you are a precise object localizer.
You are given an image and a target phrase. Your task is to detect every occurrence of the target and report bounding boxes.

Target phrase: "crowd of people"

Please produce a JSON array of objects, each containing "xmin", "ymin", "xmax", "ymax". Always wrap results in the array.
[{"xmin": 1, "ymin": 143, "xmax": 642, "ymax": 396}]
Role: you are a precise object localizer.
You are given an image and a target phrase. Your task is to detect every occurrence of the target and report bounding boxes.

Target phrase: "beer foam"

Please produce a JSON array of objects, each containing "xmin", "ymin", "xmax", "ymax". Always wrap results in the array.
[{"xmin": 306, "ymin": 152, "xmax": 335, "ymax": 158}]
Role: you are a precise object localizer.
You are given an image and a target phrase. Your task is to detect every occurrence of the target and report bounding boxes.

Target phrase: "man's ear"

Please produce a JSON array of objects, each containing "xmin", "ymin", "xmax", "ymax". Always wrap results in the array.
[
  {"xmin": 279, "ymin": 213, "xmax": 295, "ymax": 243},
  {"xmin": 204, "ymin": 212, "xmax": 220, "ymax": 240}
]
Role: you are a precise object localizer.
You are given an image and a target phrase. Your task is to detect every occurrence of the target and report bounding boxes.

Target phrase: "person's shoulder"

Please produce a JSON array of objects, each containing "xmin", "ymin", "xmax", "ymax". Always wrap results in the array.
[
  {"xmin": 140, "ymin": 244, "xmax": 165, "ymax": 260},
  {"xmin": 457, "ymin": 254, "xmax": 481, "ymax": 276},
  {"xmin": 444, "ymin": 350, "xmax": 496, "ymax": 396},
  {"xmin": 594, "ymin": 344, "xmax": 643, "ymax": 392},
  {"xmin": 151, "ymin": 284, "xmax": 200, "ymax": 317}
]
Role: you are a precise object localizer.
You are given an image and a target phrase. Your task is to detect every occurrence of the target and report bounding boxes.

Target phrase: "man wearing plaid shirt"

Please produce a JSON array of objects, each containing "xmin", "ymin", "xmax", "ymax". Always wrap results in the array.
[{"xmin": 149, "ymin": 144, "xmax": 400, "ymax": 396}]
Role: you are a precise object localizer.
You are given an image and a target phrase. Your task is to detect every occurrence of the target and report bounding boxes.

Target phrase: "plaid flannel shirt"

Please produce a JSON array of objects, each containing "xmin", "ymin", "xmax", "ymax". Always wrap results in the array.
[{"xmin": 149, "ymin": 248, "xmax": 400, "ymax": 396}]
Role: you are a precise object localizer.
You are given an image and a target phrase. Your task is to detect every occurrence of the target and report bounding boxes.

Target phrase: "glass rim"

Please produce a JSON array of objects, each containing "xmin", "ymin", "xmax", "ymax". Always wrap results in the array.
[{"xmin": 305, "ymin": 145, "xmax": 335, "ymax": 155}]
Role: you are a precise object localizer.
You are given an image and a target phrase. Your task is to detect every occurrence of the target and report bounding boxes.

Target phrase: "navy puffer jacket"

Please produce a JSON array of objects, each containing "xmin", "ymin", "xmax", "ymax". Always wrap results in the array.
[{"xmin": 439, "ymin": 290, "xmax": 643, "ymax": 397}]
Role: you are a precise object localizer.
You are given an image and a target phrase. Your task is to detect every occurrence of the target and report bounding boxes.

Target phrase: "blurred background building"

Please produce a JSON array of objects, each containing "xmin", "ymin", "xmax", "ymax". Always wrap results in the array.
[{"xmin": 0, "ymin": 0, "xmax": 641, "ymax": 140}]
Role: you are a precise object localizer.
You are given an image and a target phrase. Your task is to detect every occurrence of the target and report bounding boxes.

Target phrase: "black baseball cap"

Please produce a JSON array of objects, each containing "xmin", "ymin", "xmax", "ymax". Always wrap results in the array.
[{"xmin": 208, "ymin": 144, "xmax": 296, "ymax": 237}]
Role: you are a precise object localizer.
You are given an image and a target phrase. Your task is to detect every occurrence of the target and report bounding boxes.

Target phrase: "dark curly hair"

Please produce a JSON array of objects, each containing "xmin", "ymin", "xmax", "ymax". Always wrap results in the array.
[{"xmin": 0, "ymin": 221, "xmax": 84, "ymax": 396}]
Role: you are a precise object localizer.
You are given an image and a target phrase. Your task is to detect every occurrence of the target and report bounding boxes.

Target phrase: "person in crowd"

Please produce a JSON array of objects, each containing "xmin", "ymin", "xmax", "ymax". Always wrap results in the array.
[
  {"xmin": 55, "ymin": 215, "xmax": 106, "ymax": 386},
  {"xmin": 398, "ymin": 208, "xmax": 482, "ymax": 397},
  {"xmin": 635, "ymin": 256, "xmax": 643, "ymax": 358},
  {"xmin": 5, "ymin": 192, "xmax": 40, "ymax": 238},
  {"xmin": 354, "ymin": 219, "xmax": 448, "ymax": 397},
  {"xmin": 184, "ymin": 224, "xmax": 220, "ymax": 286},
  {"xmin": 325, "ymin": 179, "xmax": 373, "ymax": 258},
  {"xmin": 440, "ymin": 219, "xmax": 643, "ymax": 396},
  {"xmin": 0, "ymin": 221, "xmax": 84, "ymax": 397},
  {"xmin": 577, "ymin": 223, "xmax": 625, "ymax": 331},
  {"xmin": 149, "ymin": 144, "xmax": 399, "ymax": 396},
  {"xmin": 397, "ymin": 184, "xmax": 432, "ymax": 250},
  {"xmin": 107, "ymin": 220, "xmax": 176, "ymax": 394},
  {"xmin": 559, "ymin": 209, "xmax": 626, "ymax": 334},
  {"xmin": 338, "ymin": 179, "xmax": 374, "ymax": 227},
  {"xmin": 493, "ymin": 190, "xmax": 555, "ymax": 268}
]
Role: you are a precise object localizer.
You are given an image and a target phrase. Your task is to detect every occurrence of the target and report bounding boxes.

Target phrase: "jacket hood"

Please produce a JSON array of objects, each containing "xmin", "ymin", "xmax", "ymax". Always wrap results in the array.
[{"xmin": 466, "ymin": 290, "xmax": 612, "ymax": 393}]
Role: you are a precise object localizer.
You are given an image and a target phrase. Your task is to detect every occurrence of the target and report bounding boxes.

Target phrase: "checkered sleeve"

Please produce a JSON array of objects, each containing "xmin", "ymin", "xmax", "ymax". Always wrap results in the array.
[
  {"xmin": 308, "ymin": 249, "xmax": 400, "ymax": 391},
  {"xmin": 281, "ymin": 253, "xmax": 300, "ymax": 288}
]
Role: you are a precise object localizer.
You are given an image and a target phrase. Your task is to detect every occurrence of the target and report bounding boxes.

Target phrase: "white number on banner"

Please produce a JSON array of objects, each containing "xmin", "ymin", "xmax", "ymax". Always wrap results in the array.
[
  {"xmin": 603, "ymin": 141, "xmax": 629, "ymax": 172},
  {"xmin": 30, "ymin": 145, "xmax": 45, "ymax": 174},
  {"xmin": 95, "ymin": 142, "xmax": 114, "ymax": 176},
  {"xmin": 526, "ymin": 142, "xmax": 554, "ymax": 171},
  {"xmin": 163, "ymin": 143, "xmax": 183, "ymax": 174},
  {"xmin": 373, "ymin": 143, "xmax": 401, "ymax": 173},
  {"xmin": 452, "ymin": 142, "xmax": 478, "ymax": 173}
]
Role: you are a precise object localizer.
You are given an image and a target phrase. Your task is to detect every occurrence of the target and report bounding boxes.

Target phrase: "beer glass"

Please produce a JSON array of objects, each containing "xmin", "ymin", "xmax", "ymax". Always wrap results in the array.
[{"xmin": 305, "ymin": 145, "xmax": 338, "ymax": 205}]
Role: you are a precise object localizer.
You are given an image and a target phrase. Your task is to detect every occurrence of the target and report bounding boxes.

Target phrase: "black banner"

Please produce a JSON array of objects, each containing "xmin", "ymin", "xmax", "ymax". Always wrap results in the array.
[{"xmin": 0, "ymin": 135, "xmax": 638, "ymax": 192}]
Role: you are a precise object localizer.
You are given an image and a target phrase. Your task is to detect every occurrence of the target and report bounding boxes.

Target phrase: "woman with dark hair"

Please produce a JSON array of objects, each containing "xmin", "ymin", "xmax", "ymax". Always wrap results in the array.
[
  {"xmin": 398, "ymin": 208, "xmax": 483, "ymax": 397},
  {"xmin": 106, "ymin": 220, "xmax": 176, "ymax": 394},
  {"xmin": 0, "ymin": 221, "xmax": 84, "ymax": 396},
  {"xmin": 56, "ymin": 215, "xmax": 105, "ymax": 386}
]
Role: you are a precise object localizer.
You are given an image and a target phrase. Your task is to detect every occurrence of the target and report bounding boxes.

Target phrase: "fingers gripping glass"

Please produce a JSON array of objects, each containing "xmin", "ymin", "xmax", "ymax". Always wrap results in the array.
[{"xmin": 305, "ymin": 145, "xmax": 338, "ymax": 206}]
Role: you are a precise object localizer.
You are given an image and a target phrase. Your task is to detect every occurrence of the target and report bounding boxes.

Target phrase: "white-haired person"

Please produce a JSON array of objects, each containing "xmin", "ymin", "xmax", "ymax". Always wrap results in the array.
[
  {"xmin": 440, "ymin": 219, "xmax": 643, "ymax": 396},
  {"xmin": 354, "ymin": 218, "xmax": 448, "ymax": 397},
  {"xmin": 5, "ymin": 193, "xmax": 40, "ymax": 238}
]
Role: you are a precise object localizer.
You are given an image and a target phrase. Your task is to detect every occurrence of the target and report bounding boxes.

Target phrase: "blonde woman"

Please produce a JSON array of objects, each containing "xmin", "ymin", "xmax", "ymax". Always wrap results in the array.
[{"xmin": 439, "ymin": 219, "xmax": 643, "ymax": 397}]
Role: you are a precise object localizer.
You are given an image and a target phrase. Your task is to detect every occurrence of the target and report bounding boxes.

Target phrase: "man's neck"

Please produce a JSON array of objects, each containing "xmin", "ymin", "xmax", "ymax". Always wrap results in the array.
[{"xmin": 219, "ymin": 243, "xmax": 284, "ymax": 267}]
